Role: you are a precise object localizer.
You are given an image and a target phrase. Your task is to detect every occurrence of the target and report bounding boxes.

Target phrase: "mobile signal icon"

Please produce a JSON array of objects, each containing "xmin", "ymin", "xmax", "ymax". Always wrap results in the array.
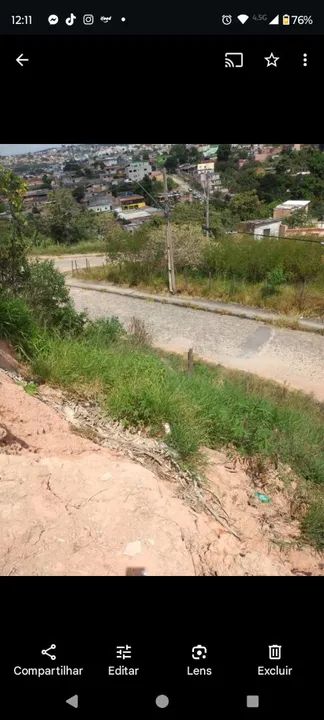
[{"xmin": 269, "ymin": 15, "xmax": 279, "ymax": 25}]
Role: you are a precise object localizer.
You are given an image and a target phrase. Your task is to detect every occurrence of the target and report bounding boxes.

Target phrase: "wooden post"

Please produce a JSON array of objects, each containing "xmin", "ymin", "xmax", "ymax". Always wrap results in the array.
[
  {"xmin": 187, "ymin": 348, "xmax": 193, "ymax": 375},
  {"xmin": 208, "ymin": 271, "xmax": 212, "ymax": 291},
  {"xmin": 163, "ymin": 169, "xmax": 176, "ymax": 295},
  {"xmin": 71, "ymin": 260, "xmax": 73, "ymax": 276}
]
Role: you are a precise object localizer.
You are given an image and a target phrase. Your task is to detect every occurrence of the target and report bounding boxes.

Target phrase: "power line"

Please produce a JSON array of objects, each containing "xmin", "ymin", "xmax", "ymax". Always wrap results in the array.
[{"xmin": 234, "ymin": 230, "xmax": 324, "ymax": 245}]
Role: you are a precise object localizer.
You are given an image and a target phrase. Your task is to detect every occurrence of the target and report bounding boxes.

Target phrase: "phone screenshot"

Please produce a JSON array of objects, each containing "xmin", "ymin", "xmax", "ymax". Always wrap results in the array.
[{"xmin": 0, "ymin": 2, "xmax": 323, "ymax": 716}]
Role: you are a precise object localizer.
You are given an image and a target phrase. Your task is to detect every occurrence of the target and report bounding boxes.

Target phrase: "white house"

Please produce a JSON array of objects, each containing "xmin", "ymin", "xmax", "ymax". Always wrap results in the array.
[
  {"xmin": 88, "ymin": 198, "xmax": 112, "ymax": 213},
  {"xmin": 126, "ymin": 162, "xmax": 152, "ymax": 182},
  {"xmin": 238, "ymin": 218, "xmax": 283, "ymax": 238}
]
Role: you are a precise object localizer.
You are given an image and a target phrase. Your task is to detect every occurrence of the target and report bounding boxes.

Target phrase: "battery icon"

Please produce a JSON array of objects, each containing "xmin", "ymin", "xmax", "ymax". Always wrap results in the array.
[{"xmin": 282, "ymin": 14, "xmax": 290, "ymax": 25}]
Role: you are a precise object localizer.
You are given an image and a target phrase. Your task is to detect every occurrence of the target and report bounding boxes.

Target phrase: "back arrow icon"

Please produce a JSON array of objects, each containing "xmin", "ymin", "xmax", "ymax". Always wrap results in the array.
[{"xmin": 16, "ymin": 53, "xmax": 29, "ymax": 67}]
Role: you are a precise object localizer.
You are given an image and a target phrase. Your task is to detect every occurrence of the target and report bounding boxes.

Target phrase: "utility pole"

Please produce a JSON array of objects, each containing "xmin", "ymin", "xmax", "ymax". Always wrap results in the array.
[
  {"xmin": 163, "ymin": 168, "xmax": 176, "ymax": 294},
  {"xmin": 204, "ymin": 171, "xmax": 210, "ymax": 237}
]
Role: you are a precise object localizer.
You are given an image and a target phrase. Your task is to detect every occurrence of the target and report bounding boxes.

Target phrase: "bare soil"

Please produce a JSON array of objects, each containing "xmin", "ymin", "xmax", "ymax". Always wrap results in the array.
[{"xmin": 0, "ymin": 357, "xmax": 323, "ymax": 576}]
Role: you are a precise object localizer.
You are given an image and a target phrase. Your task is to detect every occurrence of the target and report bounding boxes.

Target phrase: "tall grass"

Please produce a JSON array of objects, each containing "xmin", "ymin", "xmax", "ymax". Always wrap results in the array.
[
  {"xmin": 29, "ymin": 239, "xmax": 106, "ymax": 256},
  {"xmin": 1, "ymin": 294, "xmax": 323, "ymax": 548},
  {"xmin": 32, "ymin": 335, "xmax": 324, "ymax": 484},
  {"xmin": 0, "ymin": 293, "xmax": 40, "ymax": 356},
  {"xmin": 31, "ymin": 335, "xmax": 324, "ymax": 547}
]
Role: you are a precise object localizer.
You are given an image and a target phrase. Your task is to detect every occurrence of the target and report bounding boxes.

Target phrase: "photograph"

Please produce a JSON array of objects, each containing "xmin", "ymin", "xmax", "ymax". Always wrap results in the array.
[{"xmin": 1, "ymin": 142, "xmax": 323, "ymax": 576}]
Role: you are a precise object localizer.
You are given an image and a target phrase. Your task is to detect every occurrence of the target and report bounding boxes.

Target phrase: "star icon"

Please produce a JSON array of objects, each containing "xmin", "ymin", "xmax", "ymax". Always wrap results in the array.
[{"xmin": 265, "ymin": 52, "xmax": 280, "ymax": 67}]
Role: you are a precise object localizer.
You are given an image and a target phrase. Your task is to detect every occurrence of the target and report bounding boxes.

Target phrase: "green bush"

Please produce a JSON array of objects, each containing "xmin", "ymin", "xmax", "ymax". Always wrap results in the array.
[
  {"xmin": 24, "ymin": 259, "xmax": 86, "ymax": 335},
  {"xmin": 266, "ymin": 266, "xmax": 287, "ymax": 286},
  {"xmin": 0, "ymin": 230, "xmax": 30, "ymax": 292},
  {"xmin": 0, "ymin": 293, "xmax": 39, "ymax": 356},
  {"xmin": 83, "ymin": 317, "xmax": 125, "ymax": 346},
  {"xmin": 261, "ymin": 266, "xmax": 287, "ymax": 297}
]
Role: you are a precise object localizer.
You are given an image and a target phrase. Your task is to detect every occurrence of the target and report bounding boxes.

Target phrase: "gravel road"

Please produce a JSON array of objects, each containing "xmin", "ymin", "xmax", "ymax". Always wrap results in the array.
[{"xmin": 69, "ymin": 284, "xmax": 324, "ymax": 401}]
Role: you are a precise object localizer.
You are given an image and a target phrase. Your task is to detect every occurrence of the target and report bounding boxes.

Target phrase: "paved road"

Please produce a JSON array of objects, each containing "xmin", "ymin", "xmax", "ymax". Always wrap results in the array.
[{"xmin": 68, "ymin": 282, "xmax": 324, "ymax": 401}]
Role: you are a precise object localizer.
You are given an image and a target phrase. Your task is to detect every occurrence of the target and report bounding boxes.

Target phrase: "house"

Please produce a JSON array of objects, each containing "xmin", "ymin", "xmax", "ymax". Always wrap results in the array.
[
  {"xmin": 179, "ymin": 163, "xmax": 197, "ymax": 174},
  {"xmin": 87, "ymin": 197, "xmax": 112, "ymax": 213},
  {"xmin": 203, "ymin": 145, "xmax": 219, "ymax": 158},
  {"xmin": 273, "ymin": 200, "xmax": 310, "ymax": 220},
  {"xmin": 237, "ymin": 218, "xmax": 285, "ymax": 238},
  {"xmin": 118, "ymin": 194, "xmax": 146, "ymax": 211},
  {"xmin": 23, "ymin": 188, "xmax": 49, "ymax": 207},
  {"xmin": 25, "ymin": 177, "xmax": 45, "ymax": 189},
  {"xmin": 115, "ymin": 206, "xmax": 163, "ymax": 227},
  {"xmin": 126, "ymin": 162, "xmax": 152, "ymax": 182},
  {"xmin": 197, "ymin": 161, "xmax": 215, "ymax": 174},
  {"xmin": 156, "ymin": 191, "xmax": 193, "ymax": 204},
  {"xmin": 253, "ymin": 145, "xmax": 282, "ymax": 163},
  {"xmin": 282, "ymin": 144, "xmax": 302, "ymax": 152}
]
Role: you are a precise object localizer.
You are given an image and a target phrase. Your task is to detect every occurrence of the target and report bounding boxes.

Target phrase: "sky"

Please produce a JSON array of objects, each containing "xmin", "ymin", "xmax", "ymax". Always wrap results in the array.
[{"xmin": 0, "ymin": 144, "xmax": 63, "ymax": 156}]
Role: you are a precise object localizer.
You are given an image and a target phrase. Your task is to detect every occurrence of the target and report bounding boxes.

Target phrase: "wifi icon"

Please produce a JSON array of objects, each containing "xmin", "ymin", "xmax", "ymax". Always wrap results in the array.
[{"xmin": 237, "ymin": 14, "xmax": 249, "ymax": 24}]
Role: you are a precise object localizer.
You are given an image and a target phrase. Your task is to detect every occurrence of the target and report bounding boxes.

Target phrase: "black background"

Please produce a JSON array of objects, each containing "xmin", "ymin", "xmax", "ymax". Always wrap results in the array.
[
  {"xmin": 1, "ymin": 35, "xmax": 323, "ymax": 139},
  {"xmin": 2, "ymin": 0, "xmax": 324, "ymax": 34},
  {"xmin": 1, "ymin": 23, "xmax": 323, "ymax": 717},
  {"xmin": 0, "ymin": 578, "xmax": 322, "ymax": 715}
]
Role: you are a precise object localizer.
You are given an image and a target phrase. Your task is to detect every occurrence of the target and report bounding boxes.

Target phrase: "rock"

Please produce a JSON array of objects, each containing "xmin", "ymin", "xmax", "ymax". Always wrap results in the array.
[
  {"xmin": 123, "ymin": 541, "xmax": 142, "ymax": 557},
  {"xmin": 0, "ymin": 341, "xmax": 20, "ymax": 373},
  {"xmin": 0, "ymin": 425, "xmax": 7, "ymax": 442}
]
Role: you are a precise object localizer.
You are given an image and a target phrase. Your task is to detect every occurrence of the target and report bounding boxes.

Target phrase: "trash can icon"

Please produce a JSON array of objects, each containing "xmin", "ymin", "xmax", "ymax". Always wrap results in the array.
[{"xmin": 268, "ymin": 644, "xmax": 282, "ymax": 660}]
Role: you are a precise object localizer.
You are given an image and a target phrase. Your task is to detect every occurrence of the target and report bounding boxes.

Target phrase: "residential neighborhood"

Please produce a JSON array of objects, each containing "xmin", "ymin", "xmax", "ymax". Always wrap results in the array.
[{"xmin": 1, "ymin": 143, "xmax": 324, "ymax": 239}]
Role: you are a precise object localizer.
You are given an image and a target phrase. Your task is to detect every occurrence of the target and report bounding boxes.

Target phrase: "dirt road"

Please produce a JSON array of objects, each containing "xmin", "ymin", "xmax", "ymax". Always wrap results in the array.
[
  {"xmin": 68, "ymin": 283, "xmax": 324, "ymax": 401},
  {"xmin": 51, "ymin": 254, "xmax": 107, "ymax": 274}
]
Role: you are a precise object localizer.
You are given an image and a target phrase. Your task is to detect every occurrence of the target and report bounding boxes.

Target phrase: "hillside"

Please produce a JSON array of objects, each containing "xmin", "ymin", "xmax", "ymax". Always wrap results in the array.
[{"xmin": 0, "ymin": 363, "xmax": 322, "ymax": 576}]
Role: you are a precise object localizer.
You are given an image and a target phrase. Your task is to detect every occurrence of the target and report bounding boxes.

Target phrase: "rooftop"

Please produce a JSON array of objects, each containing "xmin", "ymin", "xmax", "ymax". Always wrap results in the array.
[
  {"xmin": 116, "ymin": 207, "xmax": 162, "ymax": 221},
  {"xmin": 242, "ymin": 218, "xmax": 282, "ymax": 227},
  {"xmin": 88, "ymin": 198, "xmax": 112, "ymax": 207},
  {"xmin": 119, "ymin": 194, "xmax": 145, "ymax": 203},
  {"xmin": 275, "ymin": 200, "xmax": 310, "ymax": 209}
]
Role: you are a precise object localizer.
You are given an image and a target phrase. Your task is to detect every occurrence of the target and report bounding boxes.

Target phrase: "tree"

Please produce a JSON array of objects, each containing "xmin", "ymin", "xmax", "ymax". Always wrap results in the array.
[
  {"xmin": 164, "ymin": 155, "xmax": 178, "ymax": 172},
  {"xmin": 164, "ymin": 144, "xmax": 200, "ymax": 171},
  {"xmin": 257, "ymin": 172, "xmax": 287, "ymax": 203},
  {"xmin": 0, "ymin": 166, "xmax": 29, "ymax": 291},
  {"xmin": 228, "ymin": 190, "xmax": 264, "ymax": 221},
  {"xmin": 217, "ymin": 144, "xmax": 232, "ymax": 162},
  {"xmin": 63, "ymin": 160, "xmax": 81, "ymax": 173},
  {"xmin": 312, "ymin": 200, "xmax": 324, "ymax": 220},
  {"xmin": 284, "ymin": 209, "xmax": 310, "ymax": 228},
  {"xmin": 72, "ymin": 184, "xmax": 86, "ymax": 203},
  {"xmin": 42, "ymin": 174, "xmax": 52, "ymax": 189},
  {"xmin": 45, "ymin": 189, "xmax": 96, "ymax": 245},
  {"xmin": 170, "ymin": 144, "xmax": 188, "ymax": 164},
  {"xmin": 83, "ymin": 167, "xmax": 95, "ymax": 178}
]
